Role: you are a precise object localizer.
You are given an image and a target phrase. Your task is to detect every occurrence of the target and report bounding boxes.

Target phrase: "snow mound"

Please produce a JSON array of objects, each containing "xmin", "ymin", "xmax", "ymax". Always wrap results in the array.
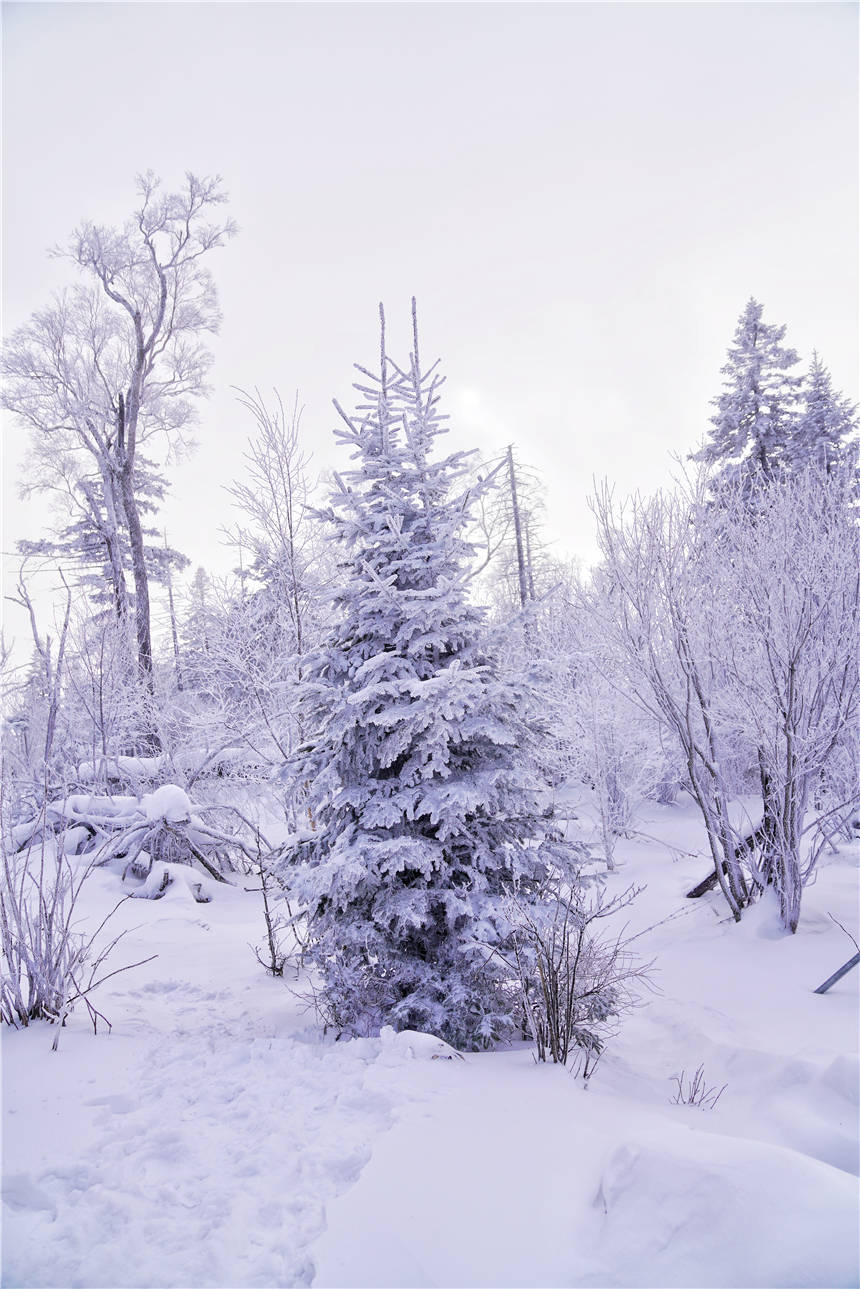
[
  {"xmin": 380, "ymin": 1026, "xmax": 465, "ymax": 1061},
  {"xmin": 140, "ymin": 784, "xmax": 192, "ymax": 823},
  {"xmin": 60, "ymin": 794, "xmax": 139, "ymax": 822},
  {"xmin": 822, "ymin": 1053, "xmax": 860, "ymax": 1105},
  {"xmin": 123, "ymin": 859, "xmax": 214, "ymax": 903},
  {"xmin": 587, "ymin": 1130, "xmax": 859, "ymax": 1287}
]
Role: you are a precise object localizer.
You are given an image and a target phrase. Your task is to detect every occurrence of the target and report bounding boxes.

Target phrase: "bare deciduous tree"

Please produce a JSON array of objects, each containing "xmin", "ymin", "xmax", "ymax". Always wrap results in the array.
[
  {"xmin": 2, "ymin": 173, "xmax": 237, "ymax": 725},
  {"xmin": 225, "ymin": 388, "xmax": 321, "ymax": 663},
  {"xmin": 3, "ymin": 563, "xmax": 73, "ymax": 792},
  {"xmin": 590, "ymin": 467, "xmax": 859, "ymax": 931},
  {"xmin": 590, "ymin": 478, "xmax": 752, "ymax": 921},
  {"xmin": 702, "ymin": 469, "xmax": 860, "ymax": 930}
]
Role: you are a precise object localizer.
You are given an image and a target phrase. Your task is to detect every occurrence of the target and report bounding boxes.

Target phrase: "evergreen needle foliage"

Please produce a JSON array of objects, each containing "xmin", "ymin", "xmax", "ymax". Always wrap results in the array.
[{"xmin": 278, "ymin": 303, "xmax": 581, "ymax": 1049}]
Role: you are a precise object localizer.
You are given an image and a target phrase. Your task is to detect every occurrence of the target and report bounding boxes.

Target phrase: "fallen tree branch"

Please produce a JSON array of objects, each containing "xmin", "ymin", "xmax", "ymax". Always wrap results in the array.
[{"xmin": 813, "ymin": 952, "xmax": 860, "ymax": 995}]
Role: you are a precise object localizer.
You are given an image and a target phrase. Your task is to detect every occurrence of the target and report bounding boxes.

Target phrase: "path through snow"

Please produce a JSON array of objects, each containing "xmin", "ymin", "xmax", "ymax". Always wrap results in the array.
[
  {"xmin": 2, "ymin": 880, "xmax": 396, "ymax": 1289},
  {"xmin": 3, "ymin": 803, "xmax": 858, "ymax": 1289}
]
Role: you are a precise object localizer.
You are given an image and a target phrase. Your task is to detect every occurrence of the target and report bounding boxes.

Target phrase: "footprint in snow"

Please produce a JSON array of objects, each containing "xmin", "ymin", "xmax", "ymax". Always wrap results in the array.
[
  {"xmin": 2, "ymin": 1174, "xmax": 57, "ymax": 1218},
  {"xmin": 84, "ymin": 1093, "xmax": 137, "ymax": 1115},
  {"xmin": 3, "ymin": 1029, "xmax": 397, "ymax": 1289}
]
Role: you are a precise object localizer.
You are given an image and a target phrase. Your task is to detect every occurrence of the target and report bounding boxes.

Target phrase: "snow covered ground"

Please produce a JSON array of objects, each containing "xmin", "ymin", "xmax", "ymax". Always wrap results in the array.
[{"xmin": 3, "ymin": 797, "xmax": 858, "ymax": 1288}]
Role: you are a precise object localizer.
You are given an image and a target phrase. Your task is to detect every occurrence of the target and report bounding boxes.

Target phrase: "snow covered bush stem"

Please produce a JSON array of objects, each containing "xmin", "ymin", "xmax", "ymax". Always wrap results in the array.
[
  {"xmin": 253, "ymin": 859, "xmax": 290, "ymax": 976},
  {"xmin": 278, "ymin": 302, "xmax": 582, "ymax": 1049},
  {"xmin": 670, "ymin": 1065, "xmax": 727, "ymax": 1110},
  {"xmin": 0, "ymin": 824, "xmax": 155, "ymax": 1046},
  {"xmin": 509, "ymin": 883, "xmax": 648, "ymax": 1075}
]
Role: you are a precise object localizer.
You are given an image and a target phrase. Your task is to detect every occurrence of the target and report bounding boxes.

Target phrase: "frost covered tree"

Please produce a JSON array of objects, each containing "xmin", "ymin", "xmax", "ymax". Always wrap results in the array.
[
  {"xmin": 590, "ymin": 480, "xmax": 753, "ymax": 921},
  {"xmin": 179, "ymin": 569, "xmax": 220, "ymax": 698},
  {"xmin": 14, "ymin": 454, "xmax": 187, "ymax": 628},
  {"xmin": 691, "ymin": 298, "xmax": 802, "ymax": 485},
  {"xmin": 692, "ymin": 299, "xmax": 858, "ymax": 489},
  {"xmin": 704, "ymin": 469, "xmax": 860, "ymax": 931},
  {"xmin": 225, "ymin": 388, "xmax": 324, "ymax": 664},
  {"xmin": 791, "ymin": 353, "xmax": 858, "ymax": 478},
  {"xmin": 469, "ymin": 446, "xmax": 550, "ymax": 619},
  {"xmin": 279, "ymin": 303, "xmax": 578, "ymax": 1049},
  {"xmin": 591, "ymin": 467, "xmax": 859, "ymax": 932},
  {"xmin": 155, "ymin": 390, "xmax": 332, "ymax": 778},
  {"xmin": 567, "ymin": 616, "xmax": 674, "ymax": 868},
  {"xmin": 222, "ymin": 389, "xmax": 332, "ymax": 756},
  {"xmin": 2, "ymin": 172, "xmax": 236, "ymax": 703}
]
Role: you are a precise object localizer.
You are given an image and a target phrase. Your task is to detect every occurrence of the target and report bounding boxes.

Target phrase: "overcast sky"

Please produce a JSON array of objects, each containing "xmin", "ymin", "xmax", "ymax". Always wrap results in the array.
[{"xmin": 2, "ymin": 2, "xmax": 858, "ymax": 649}]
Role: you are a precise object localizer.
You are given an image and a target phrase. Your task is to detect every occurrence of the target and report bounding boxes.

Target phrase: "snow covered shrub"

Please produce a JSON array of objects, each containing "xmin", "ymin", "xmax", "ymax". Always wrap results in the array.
[
  {"xmin": 1, "ymin": 567, "xmax": 78, "ymax": 810},
  {"xmin": 0, "ymin": 826, "xmax": 154, "ymax": 1046},
  {"xmin": 278, "ymin": 303, "xmax": 583, "ymax": 1050},
  {"xmin": 252, "ymin": 857, "xmax": 298, "ymax": 977},
  {"xmin": 511, "ymin": 883, "xmax": 648, "ymax": 1077}
]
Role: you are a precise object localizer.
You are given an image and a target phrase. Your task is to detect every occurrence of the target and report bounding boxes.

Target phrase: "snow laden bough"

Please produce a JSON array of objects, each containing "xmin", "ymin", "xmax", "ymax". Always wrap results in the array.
[{"xmin": 12, "ymin": 785, "xmax": 253, "ymax": 902}]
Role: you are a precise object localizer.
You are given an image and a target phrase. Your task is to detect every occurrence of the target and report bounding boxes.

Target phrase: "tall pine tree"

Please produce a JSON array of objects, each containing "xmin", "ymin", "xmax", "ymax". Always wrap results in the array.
[
  {"xmin": 693, "ymin": 299, "xmax": 858, "ymax": 487},
  {"xmin": 692, "ymin": 298, "xmax": 802, "ymax": 484},
  {"xmin": 791, "ymin": 352, "xmax": 858, "ymax": 477},
  {"xmin": 279, "ymin": 304, "xmax": 577, "ymax": 1049}
]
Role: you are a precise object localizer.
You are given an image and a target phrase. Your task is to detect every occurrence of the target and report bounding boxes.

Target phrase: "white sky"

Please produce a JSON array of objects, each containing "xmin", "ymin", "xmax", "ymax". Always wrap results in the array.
[{"xmin": 2, "ymin": 2, "xmax": 858, "ymax": 651}]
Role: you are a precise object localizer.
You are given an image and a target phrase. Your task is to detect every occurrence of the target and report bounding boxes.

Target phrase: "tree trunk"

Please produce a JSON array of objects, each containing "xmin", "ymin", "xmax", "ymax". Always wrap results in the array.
[
  {"xmin": 757, "ymin": 753, "xmax": 779, "ymax": 886},
  {"xmin": 117, "ymin": 463, "xmax": 154, "ymax": 682},
  {"xmin": 164, "ymin": 534, "xmax": 183, "ymax": 692},
  {"xmin": 507, "ymin": 445, "xmax": 528, "ymax": 611},
  {"xmin": 82, "ymin": 471, "xmax": 129, "ymax": 624},
  {"xmin": 524, "ymin": 514, "xmax": 536, "ymax": 600},
  {"xmin": 116, "ymin": 393, "xmax": 160, "ymax": 751}
]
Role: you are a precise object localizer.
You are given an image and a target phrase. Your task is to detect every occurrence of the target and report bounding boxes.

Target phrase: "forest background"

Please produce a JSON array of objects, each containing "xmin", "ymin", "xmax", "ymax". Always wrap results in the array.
[{"xmin": 3, "ymin": 1, "xmax": 858, "ymax": 659}]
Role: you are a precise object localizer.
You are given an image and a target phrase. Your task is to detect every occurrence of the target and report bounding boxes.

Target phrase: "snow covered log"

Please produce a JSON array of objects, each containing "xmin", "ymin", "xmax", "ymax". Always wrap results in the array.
[
  {"xmin": 686, "ymin": 822, "xmax": 772, "ymax": 900},
  {"xmin": 10, "ymin": 785, "xmax": 264, "ymax": 900},
  {"xmin": 813, "ymin": 952, "xmax": 860, "ymax": 995},
  {"xmin": 77, "ymin": 754, "xmax": 165, "ymax": 788}
]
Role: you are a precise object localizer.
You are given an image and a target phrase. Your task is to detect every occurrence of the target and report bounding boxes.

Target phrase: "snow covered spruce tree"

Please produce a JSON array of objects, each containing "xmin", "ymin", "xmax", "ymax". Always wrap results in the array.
[
  {"xmin": 793, "ymin": 353, "xmax": 858, "ymax": 480},
  {"xmin": 278, "ymin": 303, "xmax": 578, "ymax": 1049},
  {"xmin": 691, "ymin": 298, "xmax": 858, "ymax": 488},
  {"xmin": 691, "ymin": 298, "xmax": 802, "ymax": 486}
]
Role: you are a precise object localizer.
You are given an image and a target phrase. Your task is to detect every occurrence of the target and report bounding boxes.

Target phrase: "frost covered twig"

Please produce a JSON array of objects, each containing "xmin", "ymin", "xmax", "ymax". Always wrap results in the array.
[
  {"xmin": 827, "ymin": 913, "xmax": 859, "ymax": 954},
  {"xmin": 670, "ymin": 1065, "xmax": 727, "ymax": 1110}
]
